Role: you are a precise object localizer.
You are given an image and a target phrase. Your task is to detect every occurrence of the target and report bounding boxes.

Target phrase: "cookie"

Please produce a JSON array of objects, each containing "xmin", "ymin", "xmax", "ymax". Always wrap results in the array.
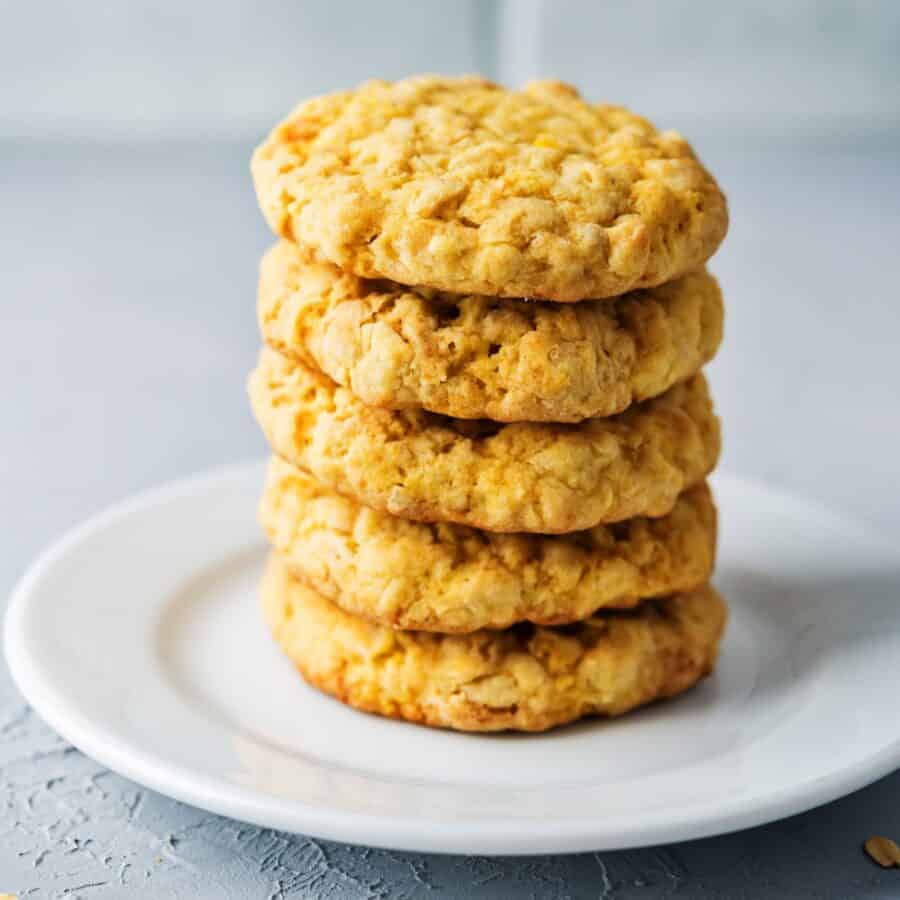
[
  {"xmin": 261, "ymin": 457, "xmax": 717, "ymax": 631},
  {"xmin": 259, "ymin": 241, "xmax": 724, "ymax": 422},
  {"xmin": 261, "ymin": 554, "xmax": 726, "ymax": 732},
  {"xmin": 252, "ymin": 76, "xmax": 727, "ymax": 302},
  {"xmin": 248, "ymin": 348, "xmax": 720, "ymax": 533}
]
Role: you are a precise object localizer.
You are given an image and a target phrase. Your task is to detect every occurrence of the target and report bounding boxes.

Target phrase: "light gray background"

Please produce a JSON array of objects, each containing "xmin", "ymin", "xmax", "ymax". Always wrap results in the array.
[{"xmin": 2, "ymin": 1, "xmax": 900, "ymax": 897}]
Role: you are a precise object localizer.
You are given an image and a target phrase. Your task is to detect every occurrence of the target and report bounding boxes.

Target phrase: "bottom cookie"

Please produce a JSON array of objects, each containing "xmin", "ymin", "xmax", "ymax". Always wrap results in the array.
[{"xmin": 261, "ymin": 554, "xmax": 727, "ymax": 733}]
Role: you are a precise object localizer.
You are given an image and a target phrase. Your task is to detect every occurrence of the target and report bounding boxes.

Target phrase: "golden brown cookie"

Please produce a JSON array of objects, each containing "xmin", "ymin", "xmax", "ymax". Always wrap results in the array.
[
  {"xmin": 259, "ymin": 241, "xmax": 724, "ymax": 422},
  {"xmin": 251, "ymin": 75, "xmax": 728, "ymax": 301},
  {"xmin": 261, "ymin": 457, "xmax": 718, "ymax": 631},
  {"xmin": 261, "ymin": 554, "xmax": 727, "ymax": 732},
  {"xmin": 248, "ymin": 348, "xmax": 720, "ymax": 534}
]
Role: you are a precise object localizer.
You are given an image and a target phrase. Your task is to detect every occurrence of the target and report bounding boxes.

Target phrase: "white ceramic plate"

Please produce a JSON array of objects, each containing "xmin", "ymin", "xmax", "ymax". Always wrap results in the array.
[{"xmin": 6, "ymin": 462, "xmax": 900, "ymax": 855}]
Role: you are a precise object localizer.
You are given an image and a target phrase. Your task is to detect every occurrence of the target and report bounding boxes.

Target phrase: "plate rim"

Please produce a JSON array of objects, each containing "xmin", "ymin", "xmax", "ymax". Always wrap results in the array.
[{"xmin": 5, "ymin": 460, "xmax": 900, "ymax": 855}]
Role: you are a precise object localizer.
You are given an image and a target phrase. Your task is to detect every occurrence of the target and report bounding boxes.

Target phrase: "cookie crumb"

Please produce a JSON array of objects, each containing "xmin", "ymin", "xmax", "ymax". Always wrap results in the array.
[{"xmin": 865, "ymin": 836, "xmax": 900, "ymax": 868}]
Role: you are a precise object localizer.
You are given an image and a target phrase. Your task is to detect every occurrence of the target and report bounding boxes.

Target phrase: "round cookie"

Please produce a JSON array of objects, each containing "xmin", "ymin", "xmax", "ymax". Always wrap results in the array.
[
  {"xmin": 261, "ymin": 554, "xmax": 727, "ymax": 732},
  {"xmin": 251, "ymin": 75, "xmax": 728, "ymax": 302},
  {"xmin": 248, "ymin": 348, "xmax": 720, "ymax": 534},
  {"xmin": 259, "ymin": 240, "xmax": 724, "ymax": 422},
  {"xmin": 261, "ymin": 457, "xmax": 718, "ymax": 632}
]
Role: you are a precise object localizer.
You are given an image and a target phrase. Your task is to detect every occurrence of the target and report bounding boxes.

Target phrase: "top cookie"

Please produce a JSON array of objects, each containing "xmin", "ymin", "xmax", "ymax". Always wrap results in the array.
[{"xmin": 251, "ymin": 75, "xmax": 728, "ymax": 301}]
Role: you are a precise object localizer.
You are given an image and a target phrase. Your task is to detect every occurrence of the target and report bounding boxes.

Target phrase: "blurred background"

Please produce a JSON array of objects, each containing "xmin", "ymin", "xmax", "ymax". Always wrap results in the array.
[
  {"xmin": 4, "ymin": 1, "xmax": 898, "ymax": 142},
  {"xmin": 1, "ymin": 1, "xmax": 899, "ymax": 893}
]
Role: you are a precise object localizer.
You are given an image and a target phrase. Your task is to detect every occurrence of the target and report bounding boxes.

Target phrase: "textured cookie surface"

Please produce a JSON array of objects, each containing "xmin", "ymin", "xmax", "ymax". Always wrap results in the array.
[
  {"xmin": 251, "ymin": 75, "xmax": 728, "ymax": 301},
  {"xmin": 262, "ymin": 457, "xmax": 718, "ymax": 631},
  {"xmin": 248, "ymin": 348, "xmax": 720, "ymax": 533},
  {"xmin": 261, "ymin": 555, "xmax": 727, "ymax": 732},
  {"xmin": 259, "ymin": 241, "xmax": 724, "ymax": 422}
]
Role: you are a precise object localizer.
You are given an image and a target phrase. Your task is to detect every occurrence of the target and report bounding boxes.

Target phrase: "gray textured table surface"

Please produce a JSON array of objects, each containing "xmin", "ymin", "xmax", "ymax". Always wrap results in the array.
[{"xmin": 2, "ymin": 139, "xmax": 899, "ymax": 899}]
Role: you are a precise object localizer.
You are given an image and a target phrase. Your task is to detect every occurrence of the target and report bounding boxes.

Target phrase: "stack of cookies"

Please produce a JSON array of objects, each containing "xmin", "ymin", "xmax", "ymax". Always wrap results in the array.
[{"xmin": 248, "ymin": 76, "xmax": 729, "ymax": 732}]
